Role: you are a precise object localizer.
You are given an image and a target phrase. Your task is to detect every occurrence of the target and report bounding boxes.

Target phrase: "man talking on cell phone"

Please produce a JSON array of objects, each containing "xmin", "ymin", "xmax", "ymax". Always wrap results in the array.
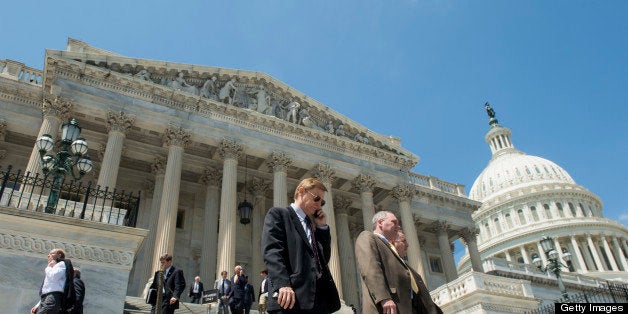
[{"xmin": 261, "ymin": 177, "xmax": 341, "ymax": 314}]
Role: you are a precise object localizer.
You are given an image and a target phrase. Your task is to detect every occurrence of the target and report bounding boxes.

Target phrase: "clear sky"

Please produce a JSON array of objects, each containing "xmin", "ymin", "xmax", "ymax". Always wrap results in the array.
[{"xmin": 2, "ymin": 1, "xmax": 626, "ymax": 239}]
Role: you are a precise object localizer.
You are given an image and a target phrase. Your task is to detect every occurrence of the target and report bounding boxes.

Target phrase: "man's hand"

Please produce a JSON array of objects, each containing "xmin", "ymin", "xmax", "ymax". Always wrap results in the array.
[
  {"xmin": 277, "ymin": 286, "xmax": 295, "ymax": 309},
  {"xmin": 30, "ymin": 304, "xmax": 38, "ymax": 314},
  {"xmin": 381, "ymin": 298, "xmax": 397, "ymax": 314},
  {"xmin": 169, "ymin": 297, "xmax": 177, "ymax": 305}
]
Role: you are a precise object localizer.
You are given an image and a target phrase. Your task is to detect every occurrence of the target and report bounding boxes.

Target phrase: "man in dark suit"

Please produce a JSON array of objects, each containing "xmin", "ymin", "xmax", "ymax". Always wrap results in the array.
[
  {"xmin": 229, "ymin": 265, "xmax": 248, "ymax": 314},
  {"xmin": 355, "ymin": 211, "xmax": 442, "ymax": 314},
  {"xmin": 149, "ymin": 253, "xmax": 186, "ymax": 314},
  {"xmin": 188, "ymin": 276, "xmax": 204, "ymax": 304},
  {"xmin": 261, "ymin": 177, "xmax": 341, "ymax": 314},
  {"xmin": 68, "ymin": 268, "xmax": 85, "ymax": 314}
]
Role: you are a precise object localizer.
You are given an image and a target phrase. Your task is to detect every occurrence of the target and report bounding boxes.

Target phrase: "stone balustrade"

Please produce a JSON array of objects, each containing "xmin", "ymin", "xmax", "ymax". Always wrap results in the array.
[
  {"xmin": 0, "ymin": 59, "xmax": 43, "ymax": 85},
  {"xmin": 430, "ymin": 270, "xmax": 534, "ymax": 307},
  {"xmin": 409, "ymin": 172, "xmax": 466, "ymax": 197}
]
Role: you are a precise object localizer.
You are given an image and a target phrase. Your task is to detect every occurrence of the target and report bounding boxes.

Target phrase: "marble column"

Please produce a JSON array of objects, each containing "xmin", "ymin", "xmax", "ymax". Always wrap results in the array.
[
  {"xmin": 392, "ymin": 184, "xmax": 425, "ymax": 280},
  {"xmin": 580, "ymin": 239, "xmax": 596, "ymax": 271},
  {"xmin": 266, "ymin": 152, "xmax": 292, "ymax": 207},
  {"xmin": 570, "ymin": 235, "xmax": 588, "ymax": 273},
  {"xmin": 199, "ymin": 166, "xmax": 222, "ymax": 283},
  {"xmin": 519, "ymin": 245, "xmax": 530, "ymax": 265},
  {"xmin": 621, "ymin": 238, "xmax": 628, "ymax": 258},
  {"xmin": 250, "ymin": 176, "xmax": 269, "ymax": 297},
  {"xmin": 130, "ymin": 158, "xmax": 166, "ymax": 294},
  {"xmin": 334, "ymin": 195, "xmax": 359, "ymax": 308},
  {"xmin": 553, "ymin": 238, "xmax": 566, "ymax": 267},
  {"xmin": 96, "ymin": 111, "xmax": 134, "ymax": 190},
  {"xmin": 536, "ymin": 242, "xmax": 549, "ymax": 267},
  {"xmin": 460, "ymin": 227, "xmax": 483, "ymax": 272},
  {"xmin": 601, "ymin": 235, "xmax": 619, "ymax": 271},
  {"xmin": 352, "ymin": 174, "xmax": 376, "ymax": 231},
  {"xmin": 152, "ymin": 127, "xmax": 190, "ymax": 270},
  {"xmin": 216, "ymin": 139, "xmax": 242, "ymax": 278},
  {"xmin": 504, "ymin": 250, "xmax": 512, "ymax": 263},
  {"xmin": 612, "ymin": 237, "xmax": 628, "ymax": 271},
  {"xmin": 311, "ymin": 163, "xmax": 343, "ymax": 299},
  {"xmin": 434, "ymin": 221, "xmax": 458, "ymax": 281},
  {"xmin": 586, "ymin": 234, "xmax": 604, "ymax": 271}
]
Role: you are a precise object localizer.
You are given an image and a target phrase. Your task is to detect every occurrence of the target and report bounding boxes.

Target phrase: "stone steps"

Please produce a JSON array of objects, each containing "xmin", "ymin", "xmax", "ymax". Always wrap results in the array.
[{"xmin": 124, "ymin": 296, "xmax": 212, "ymax": 314}]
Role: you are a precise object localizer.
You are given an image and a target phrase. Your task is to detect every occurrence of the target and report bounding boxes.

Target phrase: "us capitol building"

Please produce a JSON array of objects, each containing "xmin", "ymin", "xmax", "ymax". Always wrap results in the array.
[{"xmin": 0, "ymin": 39, "xmax": 625, "ymax": 313}]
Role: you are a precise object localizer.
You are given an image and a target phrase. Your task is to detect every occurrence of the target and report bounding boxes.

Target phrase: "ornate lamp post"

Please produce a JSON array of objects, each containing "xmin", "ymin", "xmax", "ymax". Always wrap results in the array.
[
  {"xmin": 532, "ymin": 236, "xmax": 572, "ymax": 299},
  {"xmin": 35, "ymin": 118, "xmax": 93, "ymax": 214}
]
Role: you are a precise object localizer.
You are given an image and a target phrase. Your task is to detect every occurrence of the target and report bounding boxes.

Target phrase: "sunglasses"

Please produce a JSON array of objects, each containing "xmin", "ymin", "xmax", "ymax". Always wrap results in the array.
[{"xmin": 306, "ymin": 190, "xmax": 326, "ymax": 207}]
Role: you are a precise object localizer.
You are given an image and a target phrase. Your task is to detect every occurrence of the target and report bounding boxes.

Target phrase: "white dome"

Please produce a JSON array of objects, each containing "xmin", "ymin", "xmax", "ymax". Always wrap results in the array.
[{"xmin": 469, "ymin": 151, "xmax": 575, "ymax": 202}]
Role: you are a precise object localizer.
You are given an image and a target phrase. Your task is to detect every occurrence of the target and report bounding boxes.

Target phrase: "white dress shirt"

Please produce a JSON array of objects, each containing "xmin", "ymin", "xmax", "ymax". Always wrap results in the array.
[{"xmin": 41, "ymin": 261, "xmax": 66, "ymax": 294}]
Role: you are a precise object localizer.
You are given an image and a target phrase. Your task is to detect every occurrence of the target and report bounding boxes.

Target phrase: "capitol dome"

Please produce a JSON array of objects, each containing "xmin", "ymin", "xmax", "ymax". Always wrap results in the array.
[
  {"xmin": 458, "ymin": 104, "xmax": 628, "ymax": 284},
  {"xmin": 469, "ymin": 147, "xmax": 575, "ymax": 202}
]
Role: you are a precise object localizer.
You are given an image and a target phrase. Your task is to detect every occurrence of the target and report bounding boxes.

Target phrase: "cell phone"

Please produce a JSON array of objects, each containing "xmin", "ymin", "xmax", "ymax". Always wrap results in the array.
[
  {"xmin": 313, "ymin": 210, "xmax": 321, "ymax": 218},
  {"xmin": 55, "ymin": 257, "xmax": 61, "ymax": 263}
]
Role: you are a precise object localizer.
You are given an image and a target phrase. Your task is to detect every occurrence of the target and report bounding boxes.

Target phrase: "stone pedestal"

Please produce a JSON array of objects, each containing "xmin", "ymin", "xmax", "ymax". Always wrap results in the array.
[{"xmin": 0, "ymin": 206, "xmax": 147, "ymax": 313}]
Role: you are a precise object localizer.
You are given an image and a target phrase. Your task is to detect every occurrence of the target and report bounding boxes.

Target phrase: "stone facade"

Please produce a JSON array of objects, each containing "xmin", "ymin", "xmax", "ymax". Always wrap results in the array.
[{"xmin": 0, "ymin": 38, "xmax": 494, "ymax": 312}]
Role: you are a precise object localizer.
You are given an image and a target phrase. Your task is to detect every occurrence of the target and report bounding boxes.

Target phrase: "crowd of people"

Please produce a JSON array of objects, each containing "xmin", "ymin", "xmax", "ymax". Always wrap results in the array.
[{"xmin": 34, "ymin": 177, "xmax": 442, "ymax": 314}]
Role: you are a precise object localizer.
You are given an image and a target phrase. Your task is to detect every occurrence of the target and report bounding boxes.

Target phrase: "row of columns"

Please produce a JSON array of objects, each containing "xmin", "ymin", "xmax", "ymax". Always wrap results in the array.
[
  {"xmin": 499, "ymin": 234, "xmax": 628, "ymax": 273},
  {"xmin": 480, "ymin": 200, "xmax": 599, "ymax": 241},
  {"xmin": 23, "ymin": 102, "xmax": 483, "ymax": 308}
]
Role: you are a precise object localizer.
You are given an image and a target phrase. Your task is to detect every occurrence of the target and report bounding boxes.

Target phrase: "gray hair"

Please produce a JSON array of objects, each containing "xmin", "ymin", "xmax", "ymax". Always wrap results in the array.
[{"xmin": 371, "ymin": 211, "xmax": 393, "ymax": 230}]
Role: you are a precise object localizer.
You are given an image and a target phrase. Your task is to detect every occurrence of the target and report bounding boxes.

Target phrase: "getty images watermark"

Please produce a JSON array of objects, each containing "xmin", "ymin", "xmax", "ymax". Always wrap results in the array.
[{"xmin": 556, "ymin": 303, "xmax": 626, "ymax": 313}]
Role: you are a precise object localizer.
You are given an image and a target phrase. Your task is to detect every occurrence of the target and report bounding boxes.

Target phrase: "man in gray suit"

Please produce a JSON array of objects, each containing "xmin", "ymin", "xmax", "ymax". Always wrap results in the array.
[{"xmin": 355, "ymin": 211, "xmax": 441, "ymax": 314}]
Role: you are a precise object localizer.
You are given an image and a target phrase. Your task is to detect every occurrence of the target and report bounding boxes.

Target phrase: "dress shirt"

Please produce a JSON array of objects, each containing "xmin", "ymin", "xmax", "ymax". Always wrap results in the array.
[
  {"xmin": 261, "ymin": 278, "xmax": 267, "ymax": 296},
  {"xmin": 41, "ymin": 261, "xmax": 66, "ymax": 294},
  {"xmin": 193, "ymin": 282, "xmax": 199, "ymax": 293},
  {"xmin": 290, "ymin": 203, "xmax": 329, "ymax": 246}
]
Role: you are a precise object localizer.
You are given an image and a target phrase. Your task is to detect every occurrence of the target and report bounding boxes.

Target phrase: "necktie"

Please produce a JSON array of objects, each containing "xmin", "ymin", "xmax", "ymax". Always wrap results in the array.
[
  {"xmin": 388, "ymin": 242, "xmax": 419, "ymax": 294},
  {"xmin": 221, "ymin": 280, "xmax": 225, "ymax": 295},
  {"xmin": 305, "ymin": 216, "xmax": 322, "ymax": 272}
]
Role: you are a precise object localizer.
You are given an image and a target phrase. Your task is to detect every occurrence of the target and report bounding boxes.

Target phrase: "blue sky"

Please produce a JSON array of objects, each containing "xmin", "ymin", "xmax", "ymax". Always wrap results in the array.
[{"xmin": 2, "ymin": 1, "xmax": 626, "ymax": 241}]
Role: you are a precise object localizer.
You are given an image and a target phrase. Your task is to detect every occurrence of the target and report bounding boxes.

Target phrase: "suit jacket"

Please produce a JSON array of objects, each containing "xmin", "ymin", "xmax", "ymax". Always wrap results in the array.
[
  {"xmin": 150, "ymin": 266, "xmax": 186, "ymax": 309},
  {"xmin": 242, "ymin": 283, "xmax": 255, "ymax": 308},
  {"xmin": 259, "ymin": 278, "xmax": 269, "ymax": 296},
  {"xmin": 355, "ymin": 231, "xmax": 442, "ymax": 314},
  {"xmin": 69, "ymin": 277, "xmax": 85, "ymax": 314},
  {"xmin": 261, "ymin": 206, "xmax": 340, "ymax": 312},
  {"xmin": 229, "ymin": 274, "xmax": 248, "ymax": 302},
  {"xmin": 188, "ymin": 281, "xmax": 204, "ymax": 297},
  {"xmin": 214, "ymin": 278, "xmax": 232, "ymax": 297}
]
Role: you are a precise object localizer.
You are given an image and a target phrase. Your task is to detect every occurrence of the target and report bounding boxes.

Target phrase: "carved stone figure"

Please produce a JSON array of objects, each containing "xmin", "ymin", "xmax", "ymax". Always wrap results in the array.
[
  {"xmin": 325, "ymin": 121, "xmax": 335, "ymax": 134},
  {"xmin": 134, "ymin": 69, "xmax": 152, "ymax": 81},
  {"xmin": 335, "ymin": 124, "xmax": 346, "ymax": 136},
  {"xmin": 200, "ymin": 77, "xmax": 217, "ymax": 99},
  {"xmin": 284, "ymin": 101, "xmax": 300, "ymax": 123},
  {"xmin": 254, "ymin": 89, "xmax": 272, "ymax": 115},
  {"xmin": 301, "ymin": 116, "xmax": 324, "ymax": 131},
  {"xmin": 219, "ymin": 79, "xmax": 237, "ymax": 105},
  {"xmin": 169, "ymin": 72, "xmax": 199, "ymax": 95},
  {"xmin": 297, "ymin": 108, "xmax": 309, "ymax": 125}
]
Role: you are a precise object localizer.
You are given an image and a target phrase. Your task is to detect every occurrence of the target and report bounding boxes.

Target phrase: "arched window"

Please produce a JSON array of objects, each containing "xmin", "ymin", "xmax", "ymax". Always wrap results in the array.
[
  {"xmin": 517, "ymin": 209, "xmax": 526, "ymax": 225},
  {"xmin": 505, "ymin": 213, "xmax": 513, "ymax": 229},
  {"xmin": 556, "ymin": 203, "xmax": 565, "ymax": 217},
  {"xmin": 530, "ymin": 206, "xmax": 539, "ymax": 221},
  {"xmin": 543, "ymin": 204, "xmax": 552, "ymax": 219},
  {"xmin": 569, "ymin": 203, "xmax": 577, "ymax": 216},
  {"xmin": 494, "ymin": 217, "xmax": 502, "ymax": 234}
]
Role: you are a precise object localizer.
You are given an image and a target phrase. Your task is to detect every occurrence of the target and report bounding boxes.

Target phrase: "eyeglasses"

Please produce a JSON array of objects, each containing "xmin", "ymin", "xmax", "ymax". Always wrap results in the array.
[{"xmin": 306, "ymin": 190, "xmax": 326, "ymax": 207}]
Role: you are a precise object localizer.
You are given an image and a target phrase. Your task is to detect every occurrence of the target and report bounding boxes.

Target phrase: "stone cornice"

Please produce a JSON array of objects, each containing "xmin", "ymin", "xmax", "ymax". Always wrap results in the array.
[{"xmin": 44, "ymin": 52, "xmax": 418, "ymax": 171}]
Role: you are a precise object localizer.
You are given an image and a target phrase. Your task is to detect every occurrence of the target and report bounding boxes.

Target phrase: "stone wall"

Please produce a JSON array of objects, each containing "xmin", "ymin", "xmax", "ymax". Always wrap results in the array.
[{"xmin": 0, "ymin": 206, "xmax": 147, "ymax": 313}]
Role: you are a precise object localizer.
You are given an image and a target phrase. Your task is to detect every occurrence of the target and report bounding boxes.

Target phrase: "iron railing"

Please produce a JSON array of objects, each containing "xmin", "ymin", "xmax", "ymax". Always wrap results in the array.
[
  {"xmin": 0, "ymin": 165, "xmax": 140, "ymax": 227},
  {"xmin": 526, "ymin": 282, "xmax": 628, "ymax": 313}
]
